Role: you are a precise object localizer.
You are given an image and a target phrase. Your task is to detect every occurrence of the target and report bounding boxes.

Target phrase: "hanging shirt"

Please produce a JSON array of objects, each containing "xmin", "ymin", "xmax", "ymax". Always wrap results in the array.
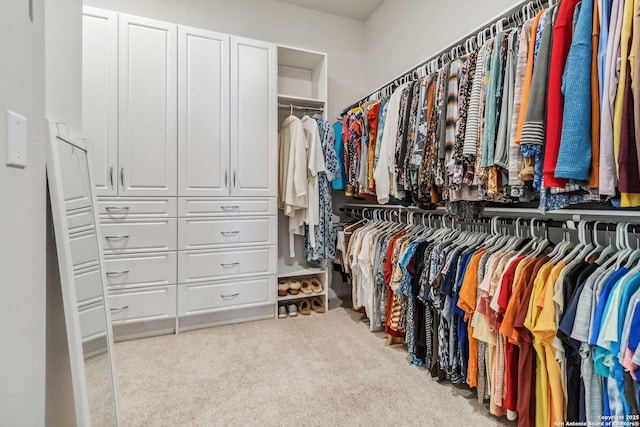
[
  {"xmin": 374, "ymin": 83, "xmax": 408, "ymax": 204},
  {"xmin": 331, "ymin": 122, "xmax": 346, "ymax": 190},
  {"xmin": 301, "ymin": 115, "xmax": 326, "ymax": 249},
  {"xmin": 599, "ymin": 0, "xmax": 625, "ymax": 196},
  {"xmin": 555, "ymin": 0, "xmax": 595, "ymax": 181},
  {"xmin": 543, "ymin": 0, "xmax": 582, "ymax": 189},
  {"xmin": 279, "ymin": 115, "xmax": 308, "ymax": 257}
]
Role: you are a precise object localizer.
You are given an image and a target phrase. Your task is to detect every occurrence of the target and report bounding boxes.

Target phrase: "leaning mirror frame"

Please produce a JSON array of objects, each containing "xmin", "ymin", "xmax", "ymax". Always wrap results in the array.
[{"xmin": 47, "ymin": 120, "xmax": 120, "ymax": 426}]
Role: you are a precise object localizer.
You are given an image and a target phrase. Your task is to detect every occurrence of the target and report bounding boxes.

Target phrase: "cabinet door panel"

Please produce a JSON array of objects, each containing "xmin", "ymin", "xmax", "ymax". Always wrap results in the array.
[
  {"xmin": 178, "ymin": 27, "xmax": 230, "ymax": 197},
  {"xmin": 230, "ymin": 37, "xmax": 277, "ymax": 197},
  {"xmin": 119, "ymin": 14, "xmax": 177, "ymax": 196},
  {"xmin": 82, "ymin": 7, "xmax": 118, "ymax": 196}
]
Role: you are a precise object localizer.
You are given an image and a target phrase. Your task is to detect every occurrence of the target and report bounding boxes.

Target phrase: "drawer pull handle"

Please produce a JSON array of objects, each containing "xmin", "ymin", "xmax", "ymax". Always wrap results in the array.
[
  {"xmin": 220, "ymin": 262, "xmax": 240, "ymax": 268},
  {"xmin": 110, "ymin": 305, "xmax": 129, "ymax": 311},
  {"xmin": 220, "ymin": 231, "xmax": 240, "ymax": 236},
  {"xmin": 221, "ymin": 205, "xmax": 240, "ymax": 210},
  {"xmin": 106, "ymin": 270, "xmax": 130, "ymax": 276},
  {"xmin": 105, "ymin": 206, "xmax": 130, "ymax": 212},
  {"xmin": 220, "ymin": 293, "xmax": 240, "ymax": 299},
  {"xmin": 105, "ymin": 235, "xmax": 130, "ymax": 240}
]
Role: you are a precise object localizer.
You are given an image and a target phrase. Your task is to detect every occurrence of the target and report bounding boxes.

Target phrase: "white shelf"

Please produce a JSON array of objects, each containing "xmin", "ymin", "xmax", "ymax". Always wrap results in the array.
[
  {"xmin": 277, "ymin": 289, "xmax": 327, "ymax": 303},
  {"xmin": 277, "ymin": 263, "xmax": 325, "ymax": 278},
  {"xmin": 277, "ymin": 94, "xmax": 325, "ymax": 107}
]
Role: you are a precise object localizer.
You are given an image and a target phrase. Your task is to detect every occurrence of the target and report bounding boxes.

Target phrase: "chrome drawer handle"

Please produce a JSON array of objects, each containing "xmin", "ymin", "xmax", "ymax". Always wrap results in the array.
[
  {"xmin": 220, "ymin": 262, "xmax": 240, "ymax": 268},
  {"xmin": 110, "ymin": 305, "xmax": 129, "ymax": 311},
  {"xmin": 105, "ymin": 206, "xmax": 130, "ymax": 212},
  {"xmin": 105, "ymin": 235, "xmax": 130, "ymax": 240},
  {"xmin": 220, "ymin": 231, "xmax": 240, "ymax": 236},
  {"xmin": 221, "ymin": 205, "xmax": 240, "ymax": 210},
  {"xmin": 106, "ymin": 270, "xmax": 129, "ymax": 276},
  {"xmin": 220, "ymin": 293, "xmax": 240, "ymax": 299}
]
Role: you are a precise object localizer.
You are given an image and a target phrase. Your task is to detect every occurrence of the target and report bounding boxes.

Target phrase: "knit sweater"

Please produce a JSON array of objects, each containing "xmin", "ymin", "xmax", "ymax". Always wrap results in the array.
[
  {"xmin": 543, "ymin": 0, "xmax": 582, "ymax": 189},
  {"xmin": 555, "ymin": 0, "xmax": 594, "ymax": 181}
]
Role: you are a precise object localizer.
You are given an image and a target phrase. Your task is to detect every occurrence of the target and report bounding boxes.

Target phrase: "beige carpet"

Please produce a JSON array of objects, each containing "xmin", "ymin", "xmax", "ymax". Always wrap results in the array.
[{"xmin": 113, "ymin": 298, "xmax": 510, "ymax": 426}]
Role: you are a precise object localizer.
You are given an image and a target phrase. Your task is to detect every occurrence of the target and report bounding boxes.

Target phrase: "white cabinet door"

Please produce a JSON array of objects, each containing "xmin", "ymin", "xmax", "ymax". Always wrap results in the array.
[
  {"xmin": 178, "ymin": 27, "xmax": 230, "ymax": 197},
  {"xmin": 230, "ymin": 37, "xmax": 277, "ymax": 197},
  {"xmin": 118, "ymin": 14, "xmax": 177, "ymax": 196},
  {"xmin": 83, "ymin": 7, "xmax": 118, "ymax": 197}
]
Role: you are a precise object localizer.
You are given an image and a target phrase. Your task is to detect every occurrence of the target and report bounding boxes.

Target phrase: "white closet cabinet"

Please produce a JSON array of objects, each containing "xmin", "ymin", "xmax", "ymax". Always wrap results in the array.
[
  {"xmin": 118, "ymin": 14, "xmax": 177, "ymax": 197},
  {"xmin": 230, "ymin": 37, "xmax": 278, "ymax": 197},
  {"xmin": 82, "ymin": 7, "xmax": 118, "ymax": 197},
  {"xmin": 83, "ymin": 7, "xmax": 279, "ymax": 338},
  {"xmin": 178, "ymin": 27, "xmax": 230, "ymax": 197},
  {"xmin": 179, "ymin": 33, "xmax": 276, "ymax": 198},
  {"xmin": 83, "ymin": 10, "xmax": 178, "ymax": 197}
]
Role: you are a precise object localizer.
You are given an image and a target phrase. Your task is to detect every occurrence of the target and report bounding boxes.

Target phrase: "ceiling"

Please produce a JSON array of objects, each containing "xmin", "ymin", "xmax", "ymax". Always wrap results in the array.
[{"xmin": 276, "ymin": 0, "xmax": 385, "ymax": 22}]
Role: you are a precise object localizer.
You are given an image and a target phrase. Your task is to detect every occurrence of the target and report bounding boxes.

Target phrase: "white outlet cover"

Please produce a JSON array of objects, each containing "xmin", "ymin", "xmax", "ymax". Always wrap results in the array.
[{"xmin": 6, "ymin": 110, "xmax": 27, "ymax": 168}]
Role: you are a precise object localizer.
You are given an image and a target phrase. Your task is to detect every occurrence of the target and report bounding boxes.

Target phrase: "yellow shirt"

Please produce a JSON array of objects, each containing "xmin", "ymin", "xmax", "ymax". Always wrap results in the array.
[
  {"xmin": 524, "ymin": 262, "xmax": 553, "ymax": 427},
  {"xmin": 534, "ymin": 261, "xmax": 567, "ymax": 426}
]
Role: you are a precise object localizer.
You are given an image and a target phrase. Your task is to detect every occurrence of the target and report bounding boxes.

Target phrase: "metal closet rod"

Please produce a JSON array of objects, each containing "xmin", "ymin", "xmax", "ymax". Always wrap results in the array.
[
  {"xmin": 278, "ymin": 103, "xmax": 324, "ymax": 112},
  {"xmin": 339, "ymin": 206, "xmax": 640, "ymax": 233},
  {"xmin": 340, "ymin": 0, "xmax": 551, "ymax": 115}
]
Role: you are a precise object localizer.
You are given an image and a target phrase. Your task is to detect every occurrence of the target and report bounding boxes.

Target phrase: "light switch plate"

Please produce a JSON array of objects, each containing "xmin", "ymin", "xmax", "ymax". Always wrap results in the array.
[{"xmin": 6, "ymin": 110, "xmax": 27, "ymax": 168}]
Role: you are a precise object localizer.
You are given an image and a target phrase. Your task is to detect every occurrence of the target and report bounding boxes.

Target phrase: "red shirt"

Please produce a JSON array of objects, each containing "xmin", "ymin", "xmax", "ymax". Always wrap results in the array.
[{"xmin": 543, "ymin": 0, "xmax": 582, "ymax": 188}]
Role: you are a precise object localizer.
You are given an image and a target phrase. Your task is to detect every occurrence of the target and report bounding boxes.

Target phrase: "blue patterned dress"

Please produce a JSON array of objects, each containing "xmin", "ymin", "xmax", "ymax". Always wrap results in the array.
[{"xmin": 305, "ymin": 115, "xmax": 340, "ymax": 263}]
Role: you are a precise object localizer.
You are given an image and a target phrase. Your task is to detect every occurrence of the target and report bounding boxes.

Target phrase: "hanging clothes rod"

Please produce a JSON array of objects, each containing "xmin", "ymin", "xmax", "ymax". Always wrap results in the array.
[
  {"xmin": 340, "ymin": 0, "xmax": 551, "ymax": 115},
  {"xmin": 278, "ymin": 103, "xmax": 324, "ymax": 112},
  {"xmin": 340, "ymin": 206, "xmax": 640, "ymax": 233}
]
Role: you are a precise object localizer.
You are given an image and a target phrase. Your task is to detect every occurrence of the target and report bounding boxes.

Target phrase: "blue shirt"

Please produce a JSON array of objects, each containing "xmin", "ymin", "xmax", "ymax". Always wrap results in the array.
[
  {"xmin": 331, "ymin": 122, "xmax": 346, "ymax": 190},
  {"xmin": 591, "ymin": 268, "xmax": 629, "ymax": 346},
  {"xmin": 598, "ymin": 0, "xmax": 613, "ymax": 104}
]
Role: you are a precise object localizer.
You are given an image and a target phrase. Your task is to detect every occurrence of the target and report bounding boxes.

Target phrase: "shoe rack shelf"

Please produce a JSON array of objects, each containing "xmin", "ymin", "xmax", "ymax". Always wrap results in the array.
[
  {"xmin": 276, "ymin": 269, "xmax": 329, "ymax": 318},
  {"xmin": 277, "ymin": 289, "xmax": 327, "ymax": 303}
]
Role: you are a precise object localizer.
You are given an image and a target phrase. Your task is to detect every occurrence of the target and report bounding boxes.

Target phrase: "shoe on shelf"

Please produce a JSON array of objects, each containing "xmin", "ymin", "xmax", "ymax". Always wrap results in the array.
[
  {"xmin": 310, "ymin": 278, "xmax": 323, "ymax": 293},
  {"xmin": 288, "ymin": 280, "xmax": 301, "ymax": 295},
  {"xmin": 287, "ymin": 303, "xmax": 298, "ymax": 317},
  {"xmin": 310, "ymin": 297, "xmax": 326, "ymax": 314},
  {"xmin": 297, "ymin": 299, "xmax": 311, "ymax": 315},
  {"xmin": 278, "ymin": 281, "xmax": 290, "ymax": 297},
  {"xmin": 278, "ymin": 305, "xmax": 288, "ymax": 319},
  {"xmin": 300, "ymin": 279, "xmax": 313, "ymax": 295}
]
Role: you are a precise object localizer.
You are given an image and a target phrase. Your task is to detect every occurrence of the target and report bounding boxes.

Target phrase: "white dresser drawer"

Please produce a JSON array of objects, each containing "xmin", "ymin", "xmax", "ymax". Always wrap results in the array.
[
  {"xmin": 75, "ymin": 265, "xmax": 104, "ymax": 305},
  {"xmin": 79, "ymin": 300, "xmax": 108, "ymax": 341},
  {"xmin": 178, "ymin": 198, "xmax": 276, "ymax": 217},
  {"xmin": 178, "ymin": 276, "xmax": 275, "ymax": 316},
  {"xmin": 178, "ymin": 246, "xmax": 276, "ymax": 283},
  {"xmin": 178, "ymin": 217, "xmax": 276, "ymax": 250},
  {"xmin": 98, "ymin": 198, "xmax": 177, "ymax": 219},
  {"xmin": 101, "ymin": 219, "xmax": 177, "ymax": 254},
  {"xmin": 104, "ymin": 252, "xmax": 177, "ymax": 290},
  {"xmin": 109, "ymin": 286, "xmax": 177, "ymax": 324}
]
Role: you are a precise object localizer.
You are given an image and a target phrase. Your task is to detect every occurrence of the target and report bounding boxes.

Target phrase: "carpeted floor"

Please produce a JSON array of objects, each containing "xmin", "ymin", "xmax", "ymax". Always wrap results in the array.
[{"xmin": 113, "ymin": 298, "xmax": 509, "ymax": 426}]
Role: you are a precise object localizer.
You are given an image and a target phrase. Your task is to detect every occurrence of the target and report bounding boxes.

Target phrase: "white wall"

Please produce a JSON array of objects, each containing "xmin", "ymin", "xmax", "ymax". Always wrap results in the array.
[
  {"xmin": 0, "ymin": 0, "xmax": 47, "ymax": 424},
  {"xmin": 83, "ymin": 0, "xmax": 369, "ymax": 118},
  {"xmin": 364, "ymin": 0, "xmax": 519, "ymax": 90},
  {"xmin": 46, "ymin": 0, "xmax": 83, "ymax": 133}
]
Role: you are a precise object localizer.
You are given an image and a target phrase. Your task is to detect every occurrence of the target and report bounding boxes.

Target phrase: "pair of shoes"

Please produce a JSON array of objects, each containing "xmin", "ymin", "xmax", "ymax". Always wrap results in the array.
[
  {"xmin": 300, "ymin": 278, "xmax": 323, "ymax": 295},
  {"xmin": 278, "ymin": 304, "xmax": 299, "ymax": 318},
  {"xmin": 277, "ymin": 280, "xmax": 302, "ymax": 296},
  {"xmin": 310, "ymin": 297, "xmax": 325, "ymax": 313},
  {"xmin": 297, "ymin": 297, "xmax": 326, "ymax": 315}
]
